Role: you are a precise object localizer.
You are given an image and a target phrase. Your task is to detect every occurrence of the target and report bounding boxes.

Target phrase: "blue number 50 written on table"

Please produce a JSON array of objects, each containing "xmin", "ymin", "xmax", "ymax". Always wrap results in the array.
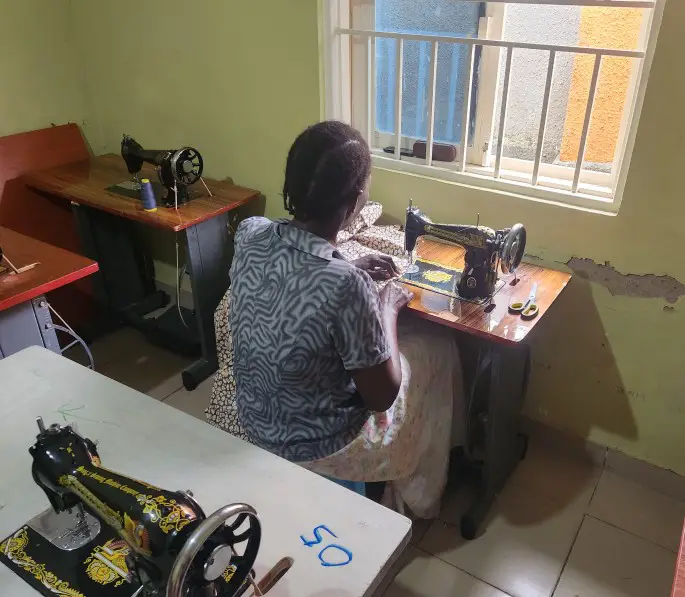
[{"xmin": 300, "ymin": 525, "xmax": 353, "ymax": 567}]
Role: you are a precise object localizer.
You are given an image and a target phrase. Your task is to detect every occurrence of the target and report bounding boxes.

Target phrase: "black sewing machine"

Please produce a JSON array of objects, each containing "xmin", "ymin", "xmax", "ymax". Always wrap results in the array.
[
  {"xmin": 404, "ymin": 201, "xmax": 526, "ymax": 301},
  {"xmin": 120, "ymin": 135, "xmax": 206, "ymax": 207},
  {"xmin": 2, "ymin": 418, "xmax": 260, "ymax": 597}
]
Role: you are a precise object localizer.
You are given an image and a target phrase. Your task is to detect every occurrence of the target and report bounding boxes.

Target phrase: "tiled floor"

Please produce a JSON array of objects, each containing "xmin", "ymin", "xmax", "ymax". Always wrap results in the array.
[{"xmin": 67, "ymin": 327, "xmax": 683, "ymax": 597}]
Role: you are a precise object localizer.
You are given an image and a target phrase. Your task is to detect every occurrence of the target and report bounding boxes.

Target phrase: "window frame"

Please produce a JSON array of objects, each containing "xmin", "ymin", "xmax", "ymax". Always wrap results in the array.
[{"xmin": 320, "ymin": 0, "xmax": 665, "ymax": 214}]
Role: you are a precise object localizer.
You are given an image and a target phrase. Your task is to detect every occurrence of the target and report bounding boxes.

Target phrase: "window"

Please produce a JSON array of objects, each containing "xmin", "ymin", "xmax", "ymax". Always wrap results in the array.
[{"xmin": 321, "ymin": 0, "xmax": 664, "ymax": 212}]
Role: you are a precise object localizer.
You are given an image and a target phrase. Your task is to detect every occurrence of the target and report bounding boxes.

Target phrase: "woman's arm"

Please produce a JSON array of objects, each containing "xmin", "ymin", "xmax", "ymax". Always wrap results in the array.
[{"xmin": 352, "ymin": 283, "xmax": 413, "ymax": 412}]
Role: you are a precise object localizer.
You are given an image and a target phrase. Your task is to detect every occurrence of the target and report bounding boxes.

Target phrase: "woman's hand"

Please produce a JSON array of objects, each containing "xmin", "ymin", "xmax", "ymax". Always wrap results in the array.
[
  {"xmin": 353, "ymin": 254, "xmax": 400, "ymax": 281},
  {"xmin": 380, "ymin": 282, "xmax": 414, "ymax": 315}
]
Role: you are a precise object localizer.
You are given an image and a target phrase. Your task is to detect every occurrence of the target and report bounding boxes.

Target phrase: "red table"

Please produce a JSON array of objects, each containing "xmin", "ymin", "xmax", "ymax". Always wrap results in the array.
[
  {"xmin": 0, "ymin": 227, "xmax": 98, "ymax": 312},
  {"xmin": 0, "ymin": 227, "xmax": 98, "ymax": 358}
]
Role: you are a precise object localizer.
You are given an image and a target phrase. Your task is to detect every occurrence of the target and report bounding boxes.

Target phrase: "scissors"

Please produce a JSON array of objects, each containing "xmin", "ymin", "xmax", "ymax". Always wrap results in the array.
[{"xmin": 509, "ymin": 283, "xmax": 539, "ymax": 319}]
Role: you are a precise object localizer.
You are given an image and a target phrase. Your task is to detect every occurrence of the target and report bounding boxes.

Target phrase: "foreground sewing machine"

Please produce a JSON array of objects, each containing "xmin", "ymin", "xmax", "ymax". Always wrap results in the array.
[
  {"xmin": 120, "ymin": 135, "xmax": 208, "ymax": 207},
  {"xmin": 403, "ymin": 201, "xmax": 526, "ymax": 302},
  {"xmin": 2, "ymin": 418, "xmax": 260, "ymax": 597}
]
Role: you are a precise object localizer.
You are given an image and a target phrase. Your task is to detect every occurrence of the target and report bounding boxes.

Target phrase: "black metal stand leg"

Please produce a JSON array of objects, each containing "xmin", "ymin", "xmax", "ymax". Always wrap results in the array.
[
  {"xmin": 71, "ymin": 204, "xmax": 158, "ymax": 314},
  {"xmin": 460, "ymin": 343, "xmax": 531, "ymax": 540},
  {"xmin": 182, "ymin": 214, "xmax": 233, "ymax": 391}
]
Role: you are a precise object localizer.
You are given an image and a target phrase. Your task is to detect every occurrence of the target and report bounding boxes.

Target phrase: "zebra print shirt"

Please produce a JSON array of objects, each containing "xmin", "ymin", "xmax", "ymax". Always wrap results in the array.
[{"xmin": 229, "ymin": 217, "xmax": 391, "ymax": 462}]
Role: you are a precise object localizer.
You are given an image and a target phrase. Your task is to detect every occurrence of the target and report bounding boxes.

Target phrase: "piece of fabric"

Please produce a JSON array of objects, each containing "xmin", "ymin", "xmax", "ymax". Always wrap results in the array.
[
  {"xmin": 229, "ymin": 217, "xmax": 390, "ymax": 462},
  {"xmin": 207, "ymin": 201, "xmax": 465, "ymax": 517}
]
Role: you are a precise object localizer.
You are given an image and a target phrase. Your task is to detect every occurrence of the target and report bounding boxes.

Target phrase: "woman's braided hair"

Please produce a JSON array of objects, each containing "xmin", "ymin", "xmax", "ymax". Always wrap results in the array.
[{"xmin": 283, "ymin": 121, "xmax": 371, "ymax": 221}]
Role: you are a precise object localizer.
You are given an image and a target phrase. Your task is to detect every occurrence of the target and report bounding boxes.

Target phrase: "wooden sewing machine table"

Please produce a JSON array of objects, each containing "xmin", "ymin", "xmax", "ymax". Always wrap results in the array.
[
  {"xmin": 21, "ymin": 154, "xmax": 264, "ymax": 391},
  {"xmin": 403, "ymin": 238, "xmax": 571, "ymax": 539},
  {"xmin": 0, "ymin": 347, "xmax": 410, "ymax": 597}
]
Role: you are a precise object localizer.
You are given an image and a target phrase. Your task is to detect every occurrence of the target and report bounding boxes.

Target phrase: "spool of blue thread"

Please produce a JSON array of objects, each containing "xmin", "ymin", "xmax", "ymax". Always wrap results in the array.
[{"xmin": 140, "ymin": 178, "xmax": 157, "ymax": 212}]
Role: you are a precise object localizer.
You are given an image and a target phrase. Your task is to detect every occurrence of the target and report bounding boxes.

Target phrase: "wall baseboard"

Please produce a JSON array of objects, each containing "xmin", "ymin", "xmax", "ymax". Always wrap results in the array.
[{"xmin": 521, "ymin": 416, "xmax": 685, "ymax": 501}]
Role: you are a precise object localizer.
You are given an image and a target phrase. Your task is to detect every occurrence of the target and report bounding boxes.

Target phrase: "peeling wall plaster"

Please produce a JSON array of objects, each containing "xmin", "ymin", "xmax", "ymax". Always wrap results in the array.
[{"xmin": 567, "ymin": 258, "xmax": 685, "ymax": 304}]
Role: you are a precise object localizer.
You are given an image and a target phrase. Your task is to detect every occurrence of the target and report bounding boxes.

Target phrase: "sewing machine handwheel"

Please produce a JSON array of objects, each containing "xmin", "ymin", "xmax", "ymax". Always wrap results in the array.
[
  {"xmin": 500, "ymin": 223, "xmax": 526, "ymax": 274},
  {"xmin": 166, "ymin": 503, "xmax": 261, "ymax": 597},
  {"xmin": 171, "ymin": 147, "xmax": 203, "ymax": 186}
]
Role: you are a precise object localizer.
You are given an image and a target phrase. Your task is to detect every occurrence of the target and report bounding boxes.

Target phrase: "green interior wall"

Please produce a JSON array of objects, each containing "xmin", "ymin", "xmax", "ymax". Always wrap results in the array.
[
  {"xmin": 0, "ymin": 0, "xmax": 88, "ymax": 138},
  {"xmin": 70, "ymin": 0, "xmax": 321, "ymax": 288},
  {"xmin": 7, "ymin": 0, "xmax": 682, "ymax": 473}
]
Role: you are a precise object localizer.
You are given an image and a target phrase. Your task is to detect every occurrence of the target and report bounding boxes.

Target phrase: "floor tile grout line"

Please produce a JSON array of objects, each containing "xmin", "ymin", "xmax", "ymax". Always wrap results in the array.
[
  {"xmin": 584, "ymin": 512, "xmax": 679, "ymax": 554},
  {"xmin": 603, "ymin": 465, "xmax": 685, "ymax": 505},
  {"xmin": 412, "ymin": 543, "xmax": 517, "ymax": 597},
  {"xmin": 161, "ymin": 386, "xmax": 189, "ymax": 403},
  {"xmin": 421, "ymin": 502, "xmax": 676, "ymax": 596},
  {"xmin": 549, "ymin": 512, "xmax": 587, "ymax": 596},
  {"xmin": 600, "ymin": 445, "xmax": 608, "ymax": 471}
]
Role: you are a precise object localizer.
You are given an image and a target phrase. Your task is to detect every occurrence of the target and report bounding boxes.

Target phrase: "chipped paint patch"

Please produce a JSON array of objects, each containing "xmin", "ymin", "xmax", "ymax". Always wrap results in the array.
[{"xmin": 567, "ymin": 258, "xmax": 685, "ymax": 304}]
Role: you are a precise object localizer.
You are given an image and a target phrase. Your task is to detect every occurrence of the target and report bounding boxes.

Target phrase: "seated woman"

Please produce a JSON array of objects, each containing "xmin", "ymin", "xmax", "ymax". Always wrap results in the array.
[{"xmin": 210, "ymin": 121, "xmax": 462, "ymax": 518}]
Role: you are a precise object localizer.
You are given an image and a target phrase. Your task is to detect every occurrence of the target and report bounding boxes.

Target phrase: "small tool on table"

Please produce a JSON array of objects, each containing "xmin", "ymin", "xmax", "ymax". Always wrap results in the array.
[
  {"xmin": 0, "ymin": 247, "xmax": 39, "ymax": 275},
  {"xmin": 509, "ymin": 282, "xmax": 539, "ymax": 319}
]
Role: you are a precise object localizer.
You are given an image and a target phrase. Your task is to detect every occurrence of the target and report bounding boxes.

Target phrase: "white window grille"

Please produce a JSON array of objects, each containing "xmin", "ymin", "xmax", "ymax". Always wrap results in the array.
[{"xmin": 321, "ymin": 0, "xmax": 665, "ymax": 213}]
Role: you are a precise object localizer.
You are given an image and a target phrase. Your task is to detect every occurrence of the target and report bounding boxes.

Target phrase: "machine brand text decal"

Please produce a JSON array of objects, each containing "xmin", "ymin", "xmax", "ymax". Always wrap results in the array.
[{"xmin": 424, "ymin": 225, "xmax": 487, "ymax": 249}]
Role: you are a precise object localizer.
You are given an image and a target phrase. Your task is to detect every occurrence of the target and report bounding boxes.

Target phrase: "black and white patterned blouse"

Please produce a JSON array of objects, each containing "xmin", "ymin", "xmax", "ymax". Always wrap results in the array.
[{"xmin": 229, "ymin": 217, "xmax": 391, "ymax": 462}]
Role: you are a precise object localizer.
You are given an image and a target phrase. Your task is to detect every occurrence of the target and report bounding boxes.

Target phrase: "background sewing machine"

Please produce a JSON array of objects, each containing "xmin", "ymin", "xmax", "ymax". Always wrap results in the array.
[
  {"xmin": 112, "ymin": 135, "xmax": 210, "ymax": 208},
  {"xmin": 1, "ymin": 417, "xmax": 262, "ymax": 597},
  {"xmin": 402, "ymin": 201, "xmax": 526, "ymax": 303}
]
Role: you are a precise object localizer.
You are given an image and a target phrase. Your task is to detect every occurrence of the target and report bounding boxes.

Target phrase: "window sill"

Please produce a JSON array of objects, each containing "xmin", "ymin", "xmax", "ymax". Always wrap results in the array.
[{"xmin": 370, "ymin": 152, "xmax": 620, "ymax": 216}]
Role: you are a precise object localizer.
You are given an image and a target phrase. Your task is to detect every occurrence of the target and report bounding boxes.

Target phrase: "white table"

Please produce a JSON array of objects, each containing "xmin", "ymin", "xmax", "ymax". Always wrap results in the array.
[{"xmin": 0, "ymin": 347, "xmax": 411, "ymax": 597}]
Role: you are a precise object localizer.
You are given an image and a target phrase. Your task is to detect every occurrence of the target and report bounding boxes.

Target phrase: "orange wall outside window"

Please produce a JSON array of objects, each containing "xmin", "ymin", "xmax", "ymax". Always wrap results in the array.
[{"xmin": 560, "ymin": 7, "xmax": 643, "ymax": 165}]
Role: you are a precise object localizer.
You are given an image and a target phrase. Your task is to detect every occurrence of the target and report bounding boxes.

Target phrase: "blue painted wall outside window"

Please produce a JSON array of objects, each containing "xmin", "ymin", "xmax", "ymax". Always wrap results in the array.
[{"xmin": 375, "ymin": 0, "xmax": 481, "ymax": 144}]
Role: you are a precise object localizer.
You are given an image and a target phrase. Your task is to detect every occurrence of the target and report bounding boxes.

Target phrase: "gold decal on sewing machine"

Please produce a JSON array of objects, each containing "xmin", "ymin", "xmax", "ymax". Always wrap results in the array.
[
  {"xmin": 76, "ymin": 466, "xmax": 165, "ymax": 497},
  {"xmin": 58, "ymin": 474, "xmax": 152, "ymax": 556},
  {"xmin": 424, "ymin": 225, "xmax": 488, "ymax": 249},
  {"xmin": 58, "ymin": 442, "xmax": 75, "ymax": 456},
  {"xmin": 92, "ymin": 464, "xmax": 162, "ymax": 492},
  {"xmin": 222, "ymin": 564, "xmax": 238, "ymax": 583},
  {"xmin": 124, "ymin": 513, "xmax": 151, "ymax": 553},
  {"xmin": 137, "ymin": 494, "xmax": 192, "ymax": 534},
  {"xmin": 1, "ymin": 528, "xmax": 85, "ymax": 597},
  {"xmin": 59, "ymin": 475, "xmax": 124, "ymax": 529},
  {"xmin": 83, "ymin": 539, "xmax": 130, "ymax": 587},
  {"xmin": 62, "ymin": 468, "xmax": 194, "ymax": 540}
]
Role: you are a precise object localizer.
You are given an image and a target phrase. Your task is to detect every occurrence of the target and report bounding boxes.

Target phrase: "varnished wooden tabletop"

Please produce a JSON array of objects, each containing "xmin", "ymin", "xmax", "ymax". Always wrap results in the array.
[
  {"xmin": 0, "ymin": 227, "xmax": 99, "ymax": 312},
  {"xmin": 22, "ymin": 154, "xmax": 261, "ymax": 232},
  {"xmin": 672, "ymin": 520, "xmax": 685, "ymax": 597},
  {"xmin": 403, "ymin": 238, "xmax": 571, "ymax": 345}
]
